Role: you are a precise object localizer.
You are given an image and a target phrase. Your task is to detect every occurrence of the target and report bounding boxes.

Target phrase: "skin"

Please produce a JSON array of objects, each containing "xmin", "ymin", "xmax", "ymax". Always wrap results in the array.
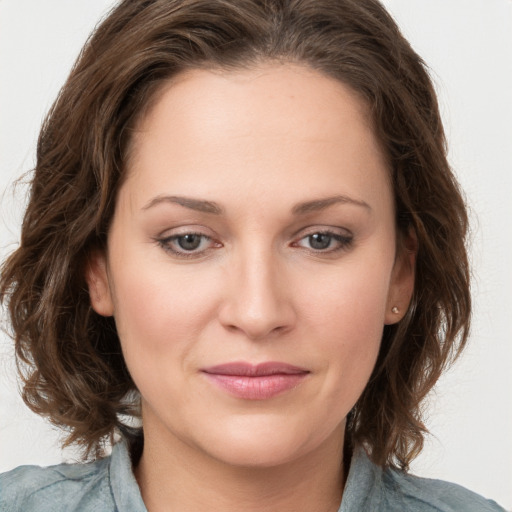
[{"xmin": 87, "ymin": 64, "xmax": 415, "ymax": 512}]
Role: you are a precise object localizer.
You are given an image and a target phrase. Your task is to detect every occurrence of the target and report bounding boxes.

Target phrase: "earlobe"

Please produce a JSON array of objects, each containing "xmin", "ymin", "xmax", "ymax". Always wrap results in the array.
[
  {"xmin": 85, "ymin": 250, "xmax": 114, "ymax": 317},
  {"xmin": 384, "ymin": 231, "xmax": 417, "ymax": 325}
]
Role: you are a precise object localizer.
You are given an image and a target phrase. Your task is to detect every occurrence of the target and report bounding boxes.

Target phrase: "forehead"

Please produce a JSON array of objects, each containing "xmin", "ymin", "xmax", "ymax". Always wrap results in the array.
[
  {"xmin": 123, "ymin": 64, "xmax": 391, "ymax": 214},
  {"xmin": 133, "ymin": 63, "xmax": 375, "ymax": 150}
]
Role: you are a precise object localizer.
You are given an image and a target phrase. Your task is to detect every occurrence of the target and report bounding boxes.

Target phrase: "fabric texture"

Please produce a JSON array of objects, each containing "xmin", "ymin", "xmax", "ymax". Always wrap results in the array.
[{"xmin": 0, "ymin": 440, "xmax": 506, "ymax": 511}]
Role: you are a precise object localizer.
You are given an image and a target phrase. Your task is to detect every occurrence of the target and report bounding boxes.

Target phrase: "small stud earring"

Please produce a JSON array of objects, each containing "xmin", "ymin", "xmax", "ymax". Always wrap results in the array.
[{"xmin": 391, "ymin": 306, "xmax": 399, "ymax": 314}]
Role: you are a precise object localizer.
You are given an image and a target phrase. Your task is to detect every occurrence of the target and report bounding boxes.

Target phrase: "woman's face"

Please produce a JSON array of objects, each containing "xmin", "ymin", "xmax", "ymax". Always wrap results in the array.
[{"xmin": 88, "ymin": 64, "xmax": 414, "ymax": 468}]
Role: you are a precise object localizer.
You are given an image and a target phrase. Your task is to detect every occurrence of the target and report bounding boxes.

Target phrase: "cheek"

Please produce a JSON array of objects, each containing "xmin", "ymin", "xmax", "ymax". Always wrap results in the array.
[
  {"xmin": 109, "ymin": 258, "xmax": 220, "ymax": 371},
  {"xmin": 300, "ymin": 256, "xmax": 391, "ymax": 396},
  {"xmin": 302, "ymin": 253, "xmax": 391, "ymax": 337}
]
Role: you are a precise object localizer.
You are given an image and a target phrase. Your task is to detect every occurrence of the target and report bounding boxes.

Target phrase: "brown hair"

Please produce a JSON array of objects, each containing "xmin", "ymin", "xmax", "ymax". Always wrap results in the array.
[{"xmin": 0, "ymin": 0, "xmax": 470, "ymax": 470}]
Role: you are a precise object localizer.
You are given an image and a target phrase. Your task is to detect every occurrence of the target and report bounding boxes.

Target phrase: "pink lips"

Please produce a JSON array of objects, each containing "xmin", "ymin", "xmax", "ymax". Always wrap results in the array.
[{"xmin": 201, "ymin": 362, "xmax": 309, "ymax": 400}]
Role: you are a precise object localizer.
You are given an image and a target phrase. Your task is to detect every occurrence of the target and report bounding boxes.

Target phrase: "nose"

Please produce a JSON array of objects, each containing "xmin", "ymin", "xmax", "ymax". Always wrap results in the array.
[{"xmin": 218, "ymin": 248, "xmax": 296, "ymax": 341}]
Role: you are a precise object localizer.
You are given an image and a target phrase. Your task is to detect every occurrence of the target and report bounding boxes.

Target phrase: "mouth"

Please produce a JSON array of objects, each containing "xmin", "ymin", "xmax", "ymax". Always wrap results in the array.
[{"xmin": 201, "ymin": 361, "xmax": 310, "ymax": 400}]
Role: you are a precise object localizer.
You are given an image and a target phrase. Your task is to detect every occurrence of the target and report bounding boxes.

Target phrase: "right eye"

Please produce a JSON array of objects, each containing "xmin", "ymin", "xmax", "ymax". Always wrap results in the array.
[{"xmin": 156, "ymin": 232, "xmax": 219, "ymax": 258}]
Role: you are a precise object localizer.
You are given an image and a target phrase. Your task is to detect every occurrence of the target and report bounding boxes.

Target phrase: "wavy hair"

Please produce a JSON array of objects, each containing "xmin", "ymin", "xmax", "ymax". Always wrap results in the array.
[{"xmin": 0, "ymin": 0, "xmax": 470, "ymax": 469}]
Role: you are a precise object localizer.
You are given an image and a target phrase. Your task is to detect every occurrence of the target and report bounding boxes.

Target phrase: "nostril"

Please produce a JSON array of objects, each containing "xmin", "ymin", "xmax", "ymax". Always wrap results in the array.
[{"xmin": 221, "ymin": 320, "xmax": 291, "ymax": 342}]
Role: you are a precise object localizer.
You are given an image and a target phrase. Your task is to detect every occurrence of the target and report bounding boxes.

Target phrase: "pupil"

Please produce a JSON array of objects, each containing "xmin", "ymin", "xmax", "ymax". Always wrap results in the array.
[
  {"xmin": 309, "ymin": 233, "xmax": 331, "ymax": 250},
  {"xmin": 178, "ymin": 234, "xmax": 201, "ymax": 251}
]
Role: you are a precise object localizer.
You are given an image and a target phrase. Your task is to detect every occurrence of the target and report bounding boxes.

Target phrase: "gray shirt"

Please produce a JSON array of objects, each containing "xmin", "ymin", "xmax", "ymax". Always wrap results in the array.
[{"xmin": 0, "ymin": 441, "xmax": 505, "ymax": 511}]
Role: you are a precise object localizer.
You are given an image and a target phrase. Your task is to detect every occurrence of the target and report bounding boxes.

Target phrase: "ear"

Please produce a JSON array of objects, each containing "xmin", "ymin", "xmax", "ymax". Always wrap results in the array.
[
  {"xmin": 384, "ymin": 230, "xmax": 417, "ymax": 325},
  {"xmin": 85, "ymin": 249, "xmax": 114, "ymax": 317}
]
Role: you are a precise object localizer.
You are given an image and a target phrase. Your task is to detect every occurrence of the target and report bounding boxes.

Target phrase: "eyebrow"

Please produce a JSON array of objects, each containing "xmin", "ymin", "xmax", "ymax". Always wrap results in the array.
[
  {"xmin": 291, "ymin": 195, "xmax": 372, "ymax": 215},
  {"xmin": 142, "ymin": 194, "xmax": 371, "ymax": 215},
  {"xmin": 142, "ymin": 195, "xmax": 223, "ymax": 214}
]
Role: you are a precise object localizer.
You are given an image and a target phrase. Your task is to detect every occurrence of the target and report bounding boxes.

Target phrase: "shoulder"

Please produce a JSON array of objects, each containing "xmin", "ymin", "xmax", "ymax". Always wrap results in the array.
[
  {"xmin": 0, "ymin": 456, "xmax": 114, "ymax": 512},
  {"xmin": 343, "ymin": 448, "xmax": 506, "ymax": 512},
  {"xmin": 381, "ymin": 465, "xmax": 507, "ymax": 512}
]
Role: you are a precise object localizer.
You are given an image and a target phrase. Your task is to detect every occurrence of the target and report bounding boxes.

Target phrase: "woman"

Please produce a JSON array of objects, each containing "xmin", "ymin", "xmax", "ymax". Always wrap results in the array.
[{"xmin": 0, "ymin": 0, "xmax": 506, "ymax": 510}]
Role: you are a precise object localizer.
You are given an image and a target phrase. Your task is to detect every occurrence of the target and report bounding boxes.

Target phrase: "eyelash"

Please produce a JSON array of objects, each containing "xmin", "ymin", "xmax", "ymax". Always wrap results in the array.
[
  {"xmin": 155, "ymin": 229, "xmax": 353, "ymax": 259},
  {"xmin": 156, "ymin": 232, "xmax": 218, "ymax": 259},
  {"xmin": 293, "ymin": 230, "xmax": 353, "ymax": 254}
]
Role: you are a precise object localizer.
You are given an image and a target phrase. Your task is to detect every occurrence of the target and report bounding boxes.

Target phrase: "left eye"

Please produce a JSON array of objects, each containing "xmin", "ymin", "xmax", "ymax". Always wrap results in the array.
[{"xmin": 296, "ymin": 231, "xmax": 353, "ymax": 252}]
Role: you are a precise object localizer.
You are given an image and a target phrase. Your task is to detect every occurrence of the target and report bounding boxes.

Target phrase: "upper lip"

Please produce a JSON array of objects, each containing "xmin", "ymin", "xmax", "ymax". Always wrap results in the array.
[{"xmin": 201, "ymin": 361, "xmax": 309, "ymax": 377}]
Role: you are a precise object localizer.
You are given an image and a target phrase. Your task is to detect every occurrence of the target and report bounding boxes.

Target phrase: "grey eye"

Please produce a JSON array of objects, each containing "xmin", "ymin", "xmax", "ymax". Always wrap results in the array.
[
  {"xmin": 308, "ymin": 233, "xmax": 333, "ymax": 250},
  {"xmin": 177, "ymin": 234, "xmax": 203, "ymax": 251}
]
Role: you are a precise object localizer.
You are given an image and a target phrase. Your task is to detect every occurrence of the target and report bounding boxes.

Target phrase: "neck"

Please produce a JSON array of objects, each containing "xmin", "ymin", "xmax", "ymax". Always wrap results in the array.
[{"xmin": 134, "ymin": 419, "xmax": 346, "ymax": 512}]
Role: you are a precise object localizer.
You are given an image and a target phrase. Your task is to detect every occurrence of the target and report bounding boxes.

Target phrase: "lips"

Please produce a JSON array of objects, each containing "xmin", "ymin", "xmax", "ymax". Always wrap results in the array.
[{"xmin": 201, "ymin": 362, "xmax": 309, "ymax": 400}]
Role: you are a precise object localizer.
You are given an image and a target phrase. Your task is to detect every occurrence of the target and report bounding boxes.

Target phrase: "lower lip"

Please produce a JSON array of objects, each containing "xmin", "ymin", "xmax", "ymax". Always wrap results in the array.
[{"xmin": 202, "ymin": 373, "xmax": 308, "ymax": 400}]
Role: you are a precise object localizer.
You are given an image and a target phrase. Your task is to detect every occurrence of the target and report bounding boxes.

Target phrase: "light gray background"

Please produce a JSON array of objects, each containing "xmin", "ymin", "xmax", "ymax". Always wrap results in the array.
[{"xmin": 1, "ymin": 0, "xmax": 511, "ymax": 508}]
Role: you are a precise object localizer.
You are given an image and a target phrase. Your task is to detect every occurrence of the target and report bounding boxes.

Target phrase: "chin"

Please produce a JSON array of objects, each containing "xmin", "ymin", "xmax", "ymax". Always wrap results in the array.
[
  {"xmin": 195, "ymin": 417, "xmax": 324, "ymax": 469},
  {"xmin": 207, "ymin": 438, "xmax": 304, "ymax": 469}
]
